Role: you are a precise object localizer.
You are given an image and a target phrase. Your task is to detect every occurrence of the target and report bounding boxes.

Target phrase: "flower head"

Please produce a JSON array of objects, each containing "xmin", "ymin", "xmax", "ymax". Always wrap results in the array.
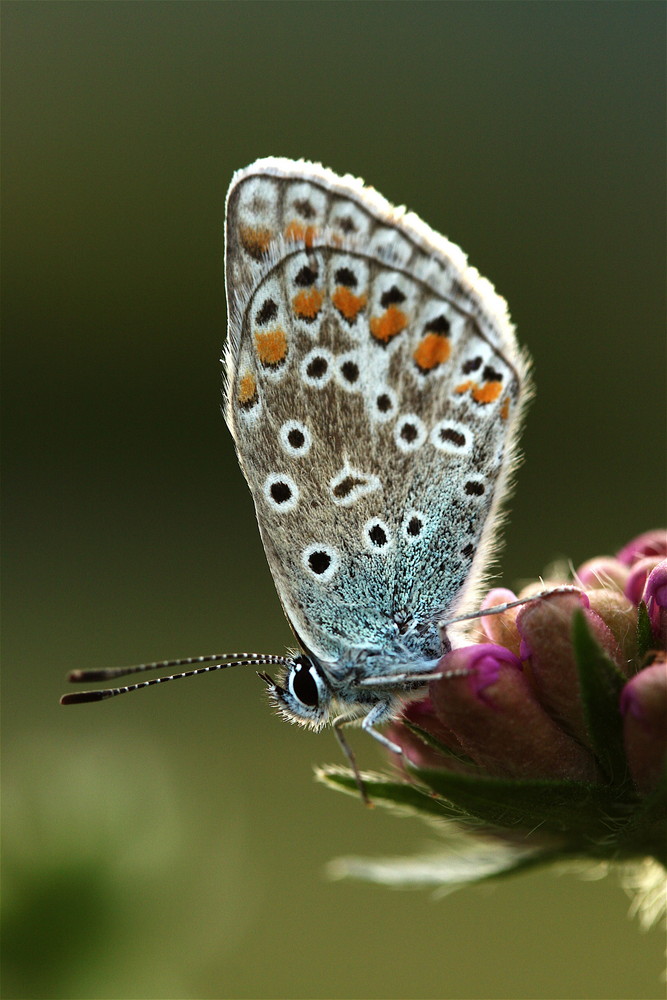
[{"xmin": 321, "ymin": 531, "xmax": 667, "ymax": 913}]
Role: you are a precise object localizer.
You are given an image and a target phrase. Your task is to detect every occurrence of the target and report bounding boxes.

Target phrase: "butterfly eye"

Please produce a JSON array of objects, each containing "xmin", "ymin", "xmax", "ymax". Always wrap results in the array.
[{"xmin": 288, "ymin": 657, "xmax": 323, "ymax": 709}]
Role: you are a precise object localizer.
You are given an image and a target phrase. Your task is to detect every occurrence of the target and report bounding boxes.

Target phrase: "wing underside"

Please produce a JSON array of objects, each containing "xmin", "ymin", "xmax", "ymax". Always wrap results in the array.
[{"xmin": 224, "ymin": 160, "xmax": 529, "ymax": 667}]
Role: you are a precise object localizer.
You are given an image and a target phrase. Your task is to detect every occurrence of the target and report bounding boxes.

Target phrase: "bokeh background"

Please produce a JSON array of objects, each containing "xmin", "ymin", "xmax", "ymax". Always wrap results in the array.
[{"xmin": 3, "ymin": 3, "xmax": 665, "ymax": 998}]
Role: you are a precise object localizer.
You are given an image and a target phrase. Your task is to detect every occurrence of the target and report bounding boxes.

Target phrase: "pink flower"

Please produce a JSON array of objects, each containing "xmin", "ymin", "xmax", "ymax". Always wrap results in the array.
[
  {"xmin": 323, "ymin": 530, "xmax": 666, "ymax": 908},
  {"xmin": 429, "ymin": 643, "xmax": 597, "ymax": 783},
  {"xmin": 381, "ymin": 531, "xmax": 666, "ymax": 862}
]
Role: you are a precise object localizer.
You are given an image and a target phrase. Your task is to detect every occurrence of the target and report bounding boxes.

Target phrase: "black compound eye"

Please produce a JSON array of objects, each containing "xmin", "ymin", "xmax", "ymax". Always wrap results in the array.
[{"xmin": 290, "ymin": 660, "xmax": 320, "ymax": 708}]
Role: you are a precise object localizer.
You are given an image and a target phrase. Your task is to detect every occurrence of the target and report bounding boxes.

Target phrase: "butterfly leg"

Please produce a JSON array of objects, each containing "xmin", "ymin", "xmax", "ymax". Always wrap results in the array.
[
  {"xmin": 361, "ymin": 702, "xmax": 403, "ymax": 755},
  {"xmin": 333, "ymin": 703, "xmax": 403, "ymax": 805},
  {"xmin": 333, "ymin": 721, "xmax": 371, "ymax": 806}
]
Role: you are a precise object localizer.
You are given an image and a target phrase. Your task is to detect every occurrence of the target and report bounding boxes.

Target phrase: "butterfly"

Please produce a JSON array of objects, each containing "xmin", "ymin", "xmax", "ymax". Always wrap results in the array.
[{"xmin": 62, "ymin": 158, "xmax": 530, "ymax": 797}]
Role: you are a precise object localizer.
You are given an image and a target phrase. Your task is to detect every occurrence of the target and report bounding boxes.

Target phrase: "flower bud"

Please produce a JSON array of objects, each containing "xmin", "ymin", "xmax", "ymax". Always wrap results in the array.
[
  {"xmin": 625, "ymin": 557, "xmax": 661, "ymax": 606},
  {"xmin": 585, "ymin": 589, "xmax": 637, "ymax": 669},
  {"xmin": 516, "ymin": 591, "xmax": 623, "ymax": 746},
  {"xmin": 576, "ymin": 557, "xmax": 629, "ymax": 593},
  {"xmin": 479, "ymin": 588, "xmax": 521, "ymax": 655},
  {"xmin": 428, "ymin": 644, "xmax": 597, "ymax": 782},
  {"xmin": 642, "ymin": 561, "xmax": 667, "ymax": 647},
  {"xmin": 616, "ymin": 530, "xmax": 667, "ymax": 567},
  {"xmin": 620, "ymin": 659, "xmax": 667, "ymax": 793}
]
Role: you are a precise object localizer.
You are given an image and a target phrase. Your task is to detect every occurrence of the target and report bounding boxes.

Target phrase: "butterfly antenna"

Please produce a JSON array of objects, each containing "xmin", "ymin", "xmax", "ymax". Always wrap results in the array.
[
  {"xmin": 442, "ymin": 585, "xmax": 579, "ymax": 627},
  {"xmin": 60, "ymin": 653, "xmax": 293, "ymax": 705}
]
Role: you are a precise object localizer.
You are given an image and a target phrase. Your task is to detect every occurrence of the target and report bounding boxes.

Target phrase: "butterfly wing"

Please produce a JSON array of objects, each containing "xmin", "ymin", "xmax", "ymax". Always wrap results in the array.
[{"xmin": 224, "ymin": 158, "xmax": 529, "ymax": 670}]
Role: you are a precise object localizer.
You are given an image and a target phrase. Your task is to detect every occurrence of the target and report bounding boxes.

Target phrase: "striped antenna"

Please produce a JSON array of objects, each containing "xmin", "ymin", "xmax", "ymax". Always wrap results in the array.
[
  {"xmin": 60, "ymin": 652, "xmax": 293, "ymax": 705},
  {"xmin": 440, "ymin": 586, "xmax": 577, "ymax": 628}
]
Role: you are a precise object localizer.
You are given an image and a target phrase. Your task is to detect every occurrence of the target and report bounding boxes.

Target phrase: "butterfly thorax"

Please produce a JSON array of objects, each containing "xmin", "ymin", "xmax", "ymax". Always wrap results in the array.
[{"xmin": 267, "ymin": 640, "xmax": 444, "ymax": 732}]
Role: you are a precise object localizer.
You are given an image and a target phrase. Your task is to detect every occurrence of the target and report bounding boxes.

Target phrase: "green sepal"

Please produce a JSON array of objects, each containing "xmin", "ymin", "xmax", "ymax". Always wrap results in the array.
[
  {"xmin": 571, "ymin": 608, "xmax": 628, "ymax": 786},
  {"xmin": 407, "ymin": 764, "xmax": 618, "ymax": 837},
  {"xmin": 327, "ymin": 840, "xmax": 557, "ymax": 890},
  {"xmin": 316, "ymin": 766, "xmax": 481, "ymax": 823},
  {"xmin": 402, "ymin": 719, "xmax": 477, "ymax": 767},
  {"xmin": 636, "ymin": 601, "xmax": 654, "ymax": 662}
]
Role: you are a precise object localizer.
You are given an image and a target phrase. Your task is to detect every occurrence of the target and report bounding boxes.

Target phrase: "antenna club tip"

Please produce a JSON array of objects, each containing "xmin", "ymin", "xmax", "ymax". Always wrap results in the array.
[
  {"xmin": 66, "ymin": 670, "xmax": 87, "ymax": 683},
  {"xmin": 60, "ymin": 690, "xmax": 112, "ymax": 705},
  {"xmin": 68, "ymin": 668, "xmax": 120, "ymax": 682}
]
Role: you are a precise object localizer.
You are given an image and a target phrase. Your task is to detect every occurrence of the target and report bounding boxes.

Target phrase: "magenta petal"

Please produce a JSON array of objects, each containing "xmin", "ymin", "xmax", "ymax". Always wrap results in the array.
[
  {"xmin": 617, "ymin": 530, "xmax": 667, "ymax": 567},
  {"xmin": 625, "ymin": 557, "xmax": 661, "ymax": 606},
  {"xmin": 433, "ymin": 644, "xmax": 521, "ymax": 702},
  {"xmin": 464, "ymin": 643, "xmax": 521, "ymax": 674},
  {"xmin": 620, "ymin": 660, "xmax": 667, "ymax": 793},
  {"xmin": 642, "ymin": 560, "xmax": 667, "ymax": 645},
  {"xmin": 428, "ymin": 644, "xmax": 597, "ymax": 782},
  {"xmin": 643, "ymin": 560, "xmax": 667, "ymax": 608}
]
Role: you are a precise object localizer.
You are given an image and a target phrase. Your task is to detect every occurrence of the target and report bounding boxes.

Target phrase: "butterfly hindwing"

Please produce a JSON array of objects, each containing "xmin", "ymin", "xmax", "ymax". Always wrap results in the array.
[{"xmin": 224, "ymin": 158, "xmax": 528, "ymax": 671}]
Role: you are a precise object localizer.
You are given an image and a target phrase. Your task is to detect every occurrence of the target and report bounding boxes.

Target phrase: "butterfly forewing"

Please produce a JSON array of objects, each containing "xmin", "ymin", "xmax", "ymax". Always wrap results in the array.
[{"xmin": 224, "ymin": 158, "xmax": 528, "ymax": 675}]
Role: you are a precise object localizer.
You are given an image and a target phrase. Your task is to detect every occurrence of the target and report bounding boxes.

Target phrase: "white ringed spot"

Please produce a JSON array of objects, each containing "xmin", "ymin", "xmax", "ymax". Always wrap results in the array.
[
  {"xmin": 363, "ymin": 517, "xmax": 393, "ymax": 553},
  {"xmin": 263, "ymin": 473, "xmax": 299, "ymax": 512},
  {"xmin": 461, "ymin": 475, "xmax": 487, "ymax": 501},
  {"xmin": 394, "ymin": 413, "xmax": 427, "ymax": 452},
  {"xmin": 431, "ymin": 419, "xmax": 473, "ymax": 455},
  {"xmin": 279, "ymin": 420, "xmax": 312, "ymax": 457},
  {"xmin": 300, "ymin": 347, "xmax": 333, "ymax": 388},
  {"xmin": 329, "ymin": 465, "xmax": 381, "ymax": 506},
  {"xmin": 302, "ymin": 544, "xmax": 340, "ymax": 582},
  {"xmin": 333, "ymin": 351, "xmax": 362, "ymax": 392},
  {"xmin": 370, "ymin": 386, "xmax": 398, "ymax": 423}
]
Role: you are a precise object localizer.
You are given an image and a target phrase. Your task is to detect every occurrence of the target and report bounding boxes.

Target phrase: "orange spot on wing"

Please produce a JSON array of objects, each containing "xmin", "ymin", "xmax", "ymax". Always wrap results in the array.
[
  {"xmin": 332, "ymin": 286, "xmax": 367, "ymax": 321},
  {"xmin": 500, "ymin": 396, "xmax": 510, "ymax": 421},
  {"xmin": 284, "ymin": 221, "xmax": 317, "ymax": 247},
  {"xmin": 369, "ymin": 305, "xmax": 408, "ymax": 344},
  {"xmin": 254, "ymin": 328, "xmax": 288, "ymax": 366},
  {"xmin": 239, "ymin": 225, "xmax": 273, "ymax": 258},
  {"xmin": 455, "ymin": 380, "xmax": 473, "ymax": 395},
  {"xmin": 292, "ymin": 288, "xmax": 324, "ymax": 320},
  {"xmin": 413, "ymin": 332, "xmax": 451, "ymax": 371},
  {"xmin": 473, "ymin": 380, "xmax": 503, "ymax": 404},
  {"xmin": 237, "ymin": 373, "xmax": 257, "ymax": 407}
]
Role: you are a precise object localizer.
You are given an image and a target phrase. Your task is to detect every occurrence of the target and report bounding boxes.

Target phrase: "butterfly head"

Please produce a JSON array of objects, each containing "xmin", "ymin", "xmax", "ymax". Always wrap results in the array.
[{"xmin": 259, "ymin": 654, "xmax": 333, "ymax": 730}]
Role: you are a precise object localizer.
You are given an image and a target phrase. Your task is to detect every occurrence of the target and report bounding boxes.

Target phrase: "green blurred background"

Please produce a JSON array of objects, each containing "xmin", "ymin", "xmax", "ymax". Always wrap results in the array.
[{"xmin": 3, "ymin": 3, "xmax": 665, "ymax": 998}]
